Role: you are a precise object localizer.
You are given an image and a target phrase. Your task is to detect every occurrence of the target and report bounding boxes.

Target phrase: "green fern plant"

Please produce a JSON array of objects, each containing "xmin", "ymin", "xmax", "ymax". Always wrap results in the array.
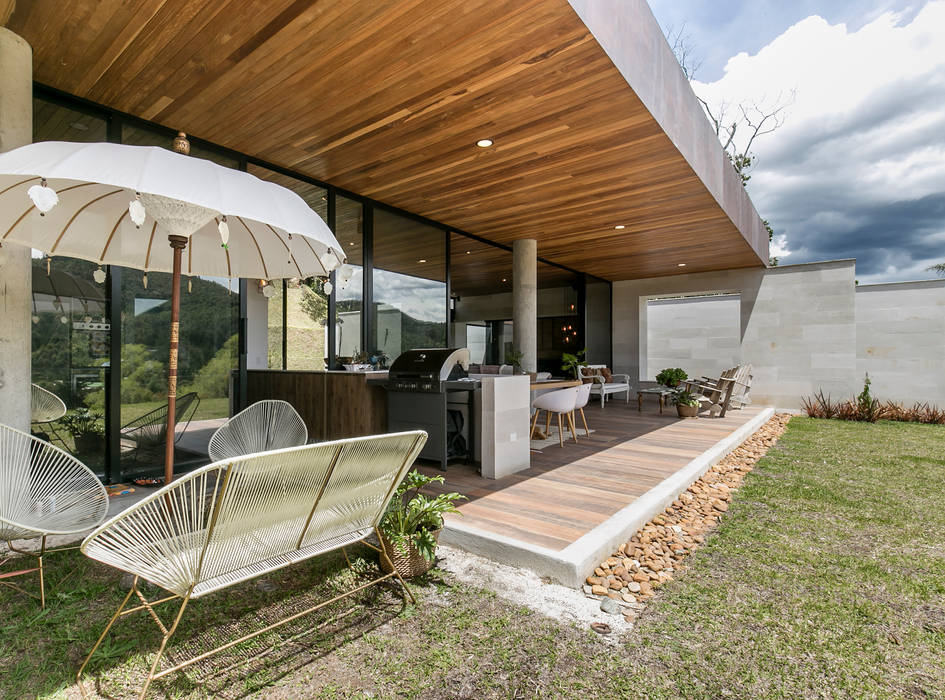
[{"xmin": 380, "ymin": 471, "xmax": 466, "ymax": 562}]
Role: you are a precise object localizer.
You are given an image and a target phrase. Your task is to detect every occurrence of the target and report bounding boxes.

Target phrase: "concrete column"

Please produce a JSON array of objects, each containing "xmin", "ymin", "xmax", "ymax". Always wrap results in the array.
[
  {"xmin": 0, "ymin": 28, "xmax": 33, "ymax": 431},
  {"xmin": 512, "ymin": 239, "xmax": 537, "ymax": 372}
]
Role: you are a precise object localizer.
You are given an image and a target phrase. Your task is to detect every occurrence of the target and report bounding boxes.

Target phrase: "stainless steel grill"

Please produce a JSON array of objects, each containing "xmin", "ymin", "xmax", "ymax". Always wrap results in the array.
[{"xmin": 384, "ymin": 348, "xmax": 476, "ymax": 469}]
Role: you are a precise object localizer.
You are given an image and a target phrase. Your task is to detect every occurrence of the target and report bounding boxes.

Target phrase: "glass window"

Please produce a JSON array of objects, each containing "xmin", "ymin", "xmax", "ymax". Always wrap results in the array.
[
  {"xmin": 248, "ymin": 164, "xmax": 329, "ymax": 370},
  {"xmin": 334, "ymin": 196, "xmax": 363, "ymax": 364},
  {"xmin": 31, "ymin": 258, "xmax": 109, "ymax": 476},
  {"xmin": 450, "ymin": 233, "xmax": 512, "ymax": 365},
  {"xmin": 119, "ymin": 270, "xmax": 238, "ymax": 479},
  {"xmin": 33, "ymin": 99, "xmax": 107, "ymax": 143},
  {"xmin": 536, "ymin": 263, "xmax": 581, "ymax": 373},
  {"xmin": 267, "ymin": 280, "xmax": 285, "ymax": 369},
  {"xmin": 586, "ymin": 278, "xmax": 612, "ymax": 367},
  {"xmin": 372, "ymin": 210, "xmax": 446, "ymax": 362}
]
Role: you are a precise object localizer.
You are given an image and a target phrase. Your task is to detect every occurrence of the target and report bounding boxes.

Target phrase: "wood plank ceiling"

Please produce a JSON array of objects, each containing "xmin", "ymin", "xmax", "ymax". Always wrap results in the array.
[{"xmin": 5, "ymin": 0, "xmax": 767, "ymax": 281}]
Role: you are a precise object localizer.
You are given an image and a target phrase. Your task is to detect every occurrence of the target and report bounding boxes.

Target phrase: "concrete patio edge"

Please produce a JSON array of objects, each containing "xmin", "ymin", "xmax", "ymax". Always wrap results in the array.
[{"xmin": 439, "ymin": 407, "xmax": 775, "ymax": 588}]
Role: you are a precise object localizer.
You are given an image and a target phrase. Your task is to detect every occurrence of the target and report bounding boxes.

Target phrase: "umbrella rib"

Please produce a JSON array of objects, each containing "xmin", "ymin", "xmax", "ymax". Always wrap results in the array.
[
  {"xmin": 264, "ymin": 223, "xmax": 303, "ymax": 279},
  {"xmin": 144, "ymin": 221, "xmax": 158, "ymax": 269},
  {"xmin": 0, "ymin": 176, "xmax": 39, "ymax": 198},
  {"xmin": 100, "ymin": 209, "xmax": 129, "ymax": 261},
  {"xmin": 3, "ymin": 182, "xmax": 100, "ymax": 241},
  {"xmin": 235, "ymin": 216, "xmax": 268, "ymax": 279},
  {"xmin": 51, "ymin": 188, "xmax": 125, "ymax": 254},
  {"xmin": 295, "ymin": 233, "xmax": 325, "ymax": 274}
]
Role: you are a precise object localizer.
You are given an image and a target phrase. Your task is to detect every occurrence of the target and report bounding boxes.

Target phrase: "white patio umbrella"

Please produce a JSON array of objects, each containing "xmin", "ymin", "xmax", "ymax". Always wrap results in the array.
[{"xmin": 0, "ymin": 138, "xmax": 343, "ymax": 483}]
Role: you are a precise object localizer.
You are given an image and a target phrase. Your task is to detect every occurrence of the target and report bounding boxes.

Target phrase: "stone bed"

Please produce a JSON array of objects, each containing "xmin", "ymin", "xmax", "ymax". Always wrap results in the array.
[{"xmin": 584, "ymin": 413, "xmax": 793, "ymax": 624}]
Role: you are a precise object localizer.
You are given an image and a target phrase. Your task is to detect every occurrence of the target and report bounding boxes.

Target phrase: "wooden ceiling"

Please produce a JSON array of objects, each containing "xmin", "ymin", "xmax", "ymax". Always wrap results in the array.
[{"xmin": 5, "ymin": 0, "xmax": 767, "ymax": 281}]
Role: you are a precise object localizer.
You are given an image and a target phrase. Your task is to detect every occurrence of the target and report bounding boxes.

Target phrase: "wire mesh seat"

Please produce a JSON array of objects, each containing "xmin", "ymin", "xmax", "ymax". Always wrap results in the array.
[
  {"xmin": 30, "ymin": 383, "xmax": 67, "ymax": 424},
  {"xmin": 79, "ymin": 429, "xmax": 427, "ymax": 698},
  {"xmin": 0, "ymin": 423, "xmax": 108, "ymax": 607},
  {"xmin": 207, "ymin": 399, "xmax": 307, "ymax": 462},
  {"xmin": 120, "ymin": 392, "xmax": 200, "ymax": 465}
]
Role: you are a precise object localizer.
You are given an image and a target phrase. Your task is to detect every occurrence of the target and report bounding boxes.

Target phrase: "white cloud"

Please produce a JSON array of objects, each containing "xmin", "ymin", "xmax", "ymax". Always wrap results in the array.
[{"xmin": 690, "ymin": 2, "xmax": 945, "ymax": 280}]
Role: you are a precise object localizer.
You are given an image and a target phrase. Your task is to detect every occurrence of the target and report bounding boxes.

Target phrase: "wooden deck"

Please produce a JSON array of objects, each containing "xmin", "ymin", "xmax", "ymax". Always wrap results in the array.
[{"xmin": 419, "ymin": 401, "xmax": 768, "ymax": 553}]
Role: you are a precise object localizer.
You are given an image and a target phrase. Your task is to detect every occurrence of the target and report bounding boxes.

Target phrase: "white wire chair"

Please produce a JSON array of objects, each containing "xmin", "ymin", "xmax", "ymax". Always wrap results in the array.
[
  {"xmin": 0, "ymin": 423, "xmax": 108, "ymax": 608},
  {"xmin": 78, "ymin": 429, "xmax": 427, "ymax": 699},
  {"xmin": 120, "ymin": 392, "xmax": 200, "ymax": 467},
  {"xmin": 207, "ymin": 399, "xmax": 308, "ymax": 462},
  {"xmin": 30, "ymin": 383, "xmax": 68, "ymax": 446},
  {"xmin": 31, "ymin": 383, "xmax": 67, "ymax": 424}
]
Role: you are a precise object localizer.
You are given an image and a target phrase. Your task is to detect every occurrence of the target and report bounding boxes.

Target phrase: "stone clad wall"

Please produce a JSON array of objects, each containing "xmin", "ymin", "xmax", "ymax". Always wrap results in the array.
[
  {"xmin": 855, "ymin": 280, "xmax": 945, "ymax": 406},
  {"xmin": 613, "ymin": 260, "xmax": 858, "ymax": 409},
  {"xmin": 646, "ymin": 295, "xmax": 741, "ymax": 381}
]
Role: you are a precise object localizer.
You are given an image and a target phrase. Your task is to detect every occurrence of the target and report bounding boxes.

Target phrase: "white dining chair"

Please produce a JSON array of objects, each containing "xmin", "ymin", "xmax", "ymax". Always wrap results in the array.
[
  {"xmin": 572, "ymin": 382, "xmax": 593, "ymax": 439},
  {"xmin": 530, "ymin": 386, "xmax": 579, "ymax": 448}
]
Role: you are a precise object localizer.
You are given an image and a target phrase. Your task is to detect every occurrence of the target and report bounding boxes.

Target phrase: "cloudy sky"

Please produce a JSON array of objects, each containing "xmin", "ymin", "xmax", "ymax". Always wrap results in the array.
[{"xmin": 647, "ymin": 0, "xmax": 945, "ymax": 282}]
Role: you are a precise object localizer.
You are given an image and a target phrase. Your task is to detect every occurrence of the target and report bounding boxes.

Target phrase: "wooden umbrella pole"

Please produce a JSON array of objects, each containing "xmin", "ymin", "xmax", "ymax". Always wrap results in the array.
[{"xmin": 164, "ymin": 235, "xmax": 189, "ymax": 484}]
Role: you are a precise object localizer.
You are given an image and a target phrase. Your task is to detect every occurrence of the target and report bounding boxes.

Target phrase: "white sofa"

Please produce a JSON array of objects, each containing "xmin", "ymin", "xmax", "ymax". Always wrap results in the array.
[{"xmin": 582, "ymin": 364, "xmax": 632, "ymax": 408}]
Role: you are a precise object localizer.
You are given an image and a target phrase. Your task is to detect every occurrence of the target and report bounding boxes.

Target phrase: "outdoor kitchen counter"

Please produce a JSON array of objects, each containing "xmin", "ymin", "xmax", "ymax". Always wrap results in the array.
[{"xmin": 245, "ymin": 370, "xmax": 387, "ymax": 442}]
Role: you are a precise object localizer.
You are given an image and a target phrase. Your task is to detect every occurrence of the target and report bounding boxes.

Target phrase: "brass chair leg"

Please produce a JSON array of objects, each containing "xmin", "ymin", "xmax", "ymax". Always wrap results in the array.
[
  {"xmin": 78, "ymin": 578, "xmax": 139, "ymax": 697},
  {"xmin": 556, "ymin": 413, "xmax": 564, "ymax": 448},
  {"xmin": 139, "ymin": 590, "xmax": 193, "ymax": 700},
  {"xmin": 579, "ymin": 408, "xmax": 589, "ymax": 433},
  {"xmin": 530, "ymin": 409, "xmax": 540, "ymax": 439},
  {"xmin": 545, "ymin": 410, "xmax": 552, "ymax": 437},
  {"xmin": 38, "ymin": 535, "xmax": 46, "ymax": 609}
]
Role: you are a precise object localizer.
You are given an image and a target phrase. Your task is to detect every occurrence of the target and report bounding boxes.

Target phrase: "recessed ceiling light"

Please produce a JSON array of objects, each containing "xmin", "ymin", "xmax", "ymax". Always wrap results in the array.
[
  {"xmin": 476, "ymin": 139, "xmax": 494, "ymax": 148},
  {"xmin": 677, "ymin": 263, "xmax": 686, "ymax": 267},
  {"xmin": 614, "ymin": 224, "xmax": 625, "ymax": 230},
  {"xmin": 418, "ymin": 258, "xmax": 427, "ymax": 263},
  {"xmin": 465, "ymin": 250, "xmax": 471, "ymax": 254},
  {"xmin": 501, "ymin": 278, "xmax": 507, "ymax": 282}
]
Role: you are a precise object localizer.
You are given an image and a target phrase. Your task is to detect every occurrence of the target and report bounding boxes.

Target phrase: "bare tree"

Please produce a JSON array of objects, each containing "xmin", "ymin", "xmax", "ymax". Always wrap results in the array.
[{"xmin": 664, "ymin": 24, "xmax": 792, "ymax": 263}]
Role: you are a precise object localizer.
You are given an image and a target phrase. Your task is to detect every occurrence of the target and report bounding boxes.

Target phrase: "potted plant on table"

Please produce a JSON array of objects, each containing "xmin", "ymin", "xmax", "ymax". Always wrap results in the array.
[
  {"xmin": 59, "ymin": 408, "xmax": 105, "ymax": 458},
  {"xmin": 671, "ymin": 388, "xmax": 701, "ymax": 418},
  {"xmin": 379, "ymin": 470, "xmax": 466, "ymax": 578},
  {"xmin": 656, "ymin": 367, "xmax": 688, "ymax": 388}
]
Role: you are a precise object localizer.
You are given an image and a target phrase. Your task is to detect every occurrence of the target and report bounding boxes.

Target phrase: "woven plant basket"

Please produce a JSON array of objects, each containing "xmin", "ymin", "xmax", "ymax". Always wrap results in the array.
[{"xmin": 378, "ymin": 530, "xmax": 440, "ymax": 578}]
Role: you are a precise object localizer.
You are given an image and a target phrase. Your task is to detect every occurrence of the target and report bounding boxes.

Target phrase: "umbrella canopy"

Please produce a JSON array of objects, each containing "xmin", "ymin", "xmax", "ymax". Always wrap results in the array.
[
  {"xmin": 0, "ymin": 138, "xmax": 343, "ymax": 484},
  {"xmin": 0, "ymin": 141, "xmax": 343, "ymax": 279}
]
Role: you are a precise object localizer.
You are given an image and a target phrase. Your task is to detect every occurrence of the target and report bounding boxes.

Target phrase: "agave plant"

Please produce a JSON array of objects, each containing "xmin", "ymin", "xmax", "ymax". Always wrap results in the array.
[{"xmin": 380, "ymin": 470, "xmax": 466, "ymax": 562}]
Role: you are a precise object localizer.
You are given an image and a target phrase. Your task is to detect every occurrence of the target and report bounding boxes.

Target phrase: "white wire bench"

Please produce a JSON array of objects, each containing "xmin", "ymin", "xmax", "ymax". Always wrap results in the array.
[{"xmin": 77, "ymin": 429, "xmax": 427, "ymax": 699}]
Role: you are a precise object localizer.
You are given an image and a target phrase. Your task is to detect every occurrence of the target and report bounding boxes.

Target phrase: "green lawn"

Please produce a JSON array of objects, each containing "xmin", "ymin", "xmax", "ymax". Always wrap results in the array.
[{"xmin": 2, "ymin": 418, "xmax": 944, "ymax": 698}]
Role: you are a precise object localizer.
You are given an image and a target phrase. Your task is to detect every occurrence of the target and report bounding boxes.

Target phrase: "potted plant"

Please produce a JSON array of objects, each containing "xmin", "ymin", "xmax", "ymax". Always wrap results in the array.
[
  {"xmin": 561, "ymin": 348, "xmax": 588, "ymax": 379},
  {"xmin": 671, "ymin": 388, "xmax": 700, "ymax": 418},
  {"xmin": 343, "ymin": 348, "xmax": 373, "ymax": 372},
  {"xmin": 505, "ymin": 349, "xmax": 525, "ymax": 374},
  {"xmin": 656, "ymin": 367, "xmax": 688, "ymax": 388},
  {"xmin": 378, "ymin": 470, "xmax": 466, "ymax": 578},
  {"xmin": 59, "ymin": 408, "xmax": 105, "ymax": 457}
]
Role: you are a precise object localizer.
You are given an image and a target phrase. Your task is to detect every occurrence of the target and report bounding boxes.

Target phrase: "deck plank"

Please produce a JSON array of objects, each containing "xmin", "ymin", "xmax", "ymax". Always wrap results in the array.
[{"xmin": 419, "ymin": 402, "xmax": 764, "ymax": 552}]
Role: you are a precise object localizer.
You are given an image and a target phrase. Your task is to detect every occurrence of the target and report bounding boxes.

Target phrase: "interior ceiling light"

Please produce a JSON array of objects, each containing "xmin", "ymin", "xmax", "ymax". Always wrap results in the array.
[
  {"xmin": 678, "ymin": 263, "xmax": 687, "ymax": 267},
  {"xmin": 614, "ymin": 224, "xmax": 626, "ymax": 230},
  {"xmin": 465, "ymin": 250, "xmax": 471, "ymax": 254},
  {"xmin": 476, "ymin": 139, "xmax": 494, "ymax": 148},
  {"xmin": 418, "ymin": 258, "xmax": 427, "ymax": 263},
  {"xmin": 501, "ymin": 277, "xmax": 507, "ymax": 282}
]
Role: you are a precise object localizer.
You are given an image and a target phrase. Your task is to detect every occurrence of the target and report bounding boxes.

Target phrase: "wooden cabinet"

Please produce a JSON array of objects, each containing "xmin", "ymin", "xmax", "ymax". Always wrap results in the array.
[{"xmin": 246, "ymin": 371, "xmax": 387, "ymax": 442}]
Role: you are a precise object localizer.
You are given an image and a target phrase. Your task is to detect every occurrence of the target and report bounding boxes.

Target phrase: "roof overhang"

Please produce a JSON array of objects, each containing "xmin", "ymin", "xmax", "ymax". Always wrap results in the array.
[{"xmin": 6, "ymin": 0, "xmax": 768, "ymax": 281}]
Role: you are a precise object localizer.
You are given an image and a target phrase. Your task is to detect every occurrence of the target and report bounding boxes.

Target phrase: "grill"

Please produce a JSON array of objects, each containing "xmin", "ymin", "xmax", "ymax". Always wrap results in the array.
[{"xmin": 385, "ymin": 348, "xmax": 476, "ymax": 470}]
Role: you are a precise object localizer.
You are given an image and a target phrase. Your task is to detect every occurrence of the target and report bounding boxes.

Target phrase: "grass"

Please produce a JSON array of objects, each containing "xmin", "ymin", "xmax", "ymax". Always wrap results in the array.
[
  {"xmin": 268, "ymin": 285, "xmax": 326, "ymax": 370},
  {"xmin": 2, "ymin": 418, "xmax": 944, "ymax": 698}
]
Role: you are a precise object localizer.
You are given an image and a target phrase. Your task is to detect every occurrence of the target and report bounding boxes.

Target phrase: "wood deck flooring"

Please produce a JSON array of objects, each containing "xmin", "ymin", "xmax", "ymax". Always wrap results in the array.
[{"xmin": 419, "ymin": 402, "xmax": 767, "ymax": 552}]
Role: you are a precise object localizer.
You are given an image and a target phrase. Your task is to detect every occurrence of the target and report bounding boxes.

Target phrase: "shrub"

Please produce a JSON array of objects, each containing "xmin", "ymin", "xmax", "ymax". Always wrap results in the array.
[
  {"xmin": 656, "ymin": 368, "xmax": 688, "ymax": 388},
  {"xmin": 802, "ymin": 376, "xmax": 944, "ymax": 425}
]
